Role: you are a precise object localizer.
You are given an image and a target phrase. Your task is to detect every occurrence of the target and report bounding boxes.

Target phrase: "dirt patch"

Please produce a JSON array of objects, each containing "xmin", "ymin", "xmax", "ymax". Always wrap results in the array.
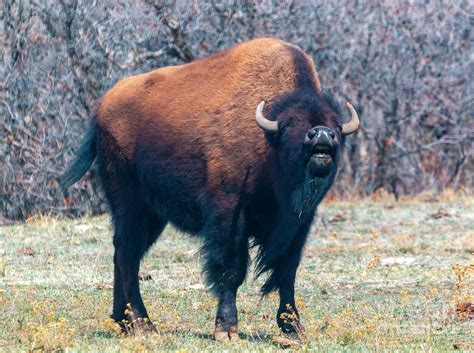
[
  {"xmin": 329, "ymin": 214, "xmax": 348, "ymax": 223},
  {"xmin": 428, "ymin": 208, "xmax": 452, "ymax": 219},
  {"xmin": 455, "ymin": 301, "xmax": 473, "ymax": 321},
  {"xmin": 16, "ymin": 246, "xmax": 36, "ymax": 256}
]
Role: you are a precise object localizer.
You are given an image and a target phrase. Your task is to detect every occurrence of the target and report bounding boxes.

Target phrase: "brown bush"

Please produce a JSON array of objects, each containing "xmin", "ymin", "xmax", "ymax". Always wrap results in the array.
[{"xmin": 1, "ymin": 0, "xmax": 472, "ymax": 221}]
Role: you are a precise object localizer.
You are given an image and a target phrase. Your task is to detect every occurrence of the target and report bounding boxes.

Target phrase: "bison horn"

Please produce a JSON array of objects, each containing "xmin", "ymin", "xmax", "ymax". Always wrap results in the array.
[
  {"xmin": 341, "ymin": 102, "xmax": 360, "ymax": 135},
  {"xmin": 255, "ymin": 101, "xmax": 278, "ymax": 133}
]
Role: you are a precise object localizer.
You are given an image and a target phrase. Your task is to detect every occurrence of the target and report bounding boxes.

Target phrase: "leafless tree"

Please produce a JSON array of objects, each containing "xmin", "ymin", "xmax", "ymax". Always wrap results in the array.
[{"xmin": 1, "ymin": 0, "xmax": 472, "ymax": 220}]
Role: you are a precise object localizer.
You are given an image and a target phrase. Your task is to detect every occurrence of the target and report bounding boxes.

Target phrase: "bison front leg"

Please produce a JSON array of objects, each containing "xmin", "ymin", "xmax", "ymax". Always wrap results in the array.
[
  {"xmin": 202, "ymin": 211, "xmax": 249, "ymax": 342},
  {"xmin": 262, "ymin": 221, "xmax": 311, "ymax": 336},
  {"xmin": 275, "ymin": 248, "xmax": 305, "ymax": 336}
]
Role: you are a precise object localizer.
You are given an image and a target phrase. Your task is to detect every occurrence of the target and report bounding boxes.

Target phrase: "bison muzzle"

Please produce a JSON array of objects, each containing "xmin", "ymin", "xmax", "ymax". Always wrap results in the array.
[{"xmin": 61, "ymin": 38, "xmax": 360, "ymax": 341}]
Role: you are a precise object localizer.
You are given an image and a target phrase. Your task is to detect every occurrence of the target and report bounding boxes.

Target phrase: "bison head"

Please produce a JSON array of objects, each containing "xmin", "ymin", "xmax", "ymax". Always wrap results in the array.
[{"xmin": 255, "ymin": 93, "xmax": 359, "ymax": 213}]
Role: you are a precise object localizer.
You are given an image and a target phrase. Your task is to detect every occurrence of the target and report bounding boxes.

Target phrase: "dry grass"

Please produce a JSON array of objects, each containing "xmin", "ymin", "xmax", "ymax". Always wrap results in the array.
[{"xmin": 1, "ymin": 193, "xmax": 473, "ymax": 351}]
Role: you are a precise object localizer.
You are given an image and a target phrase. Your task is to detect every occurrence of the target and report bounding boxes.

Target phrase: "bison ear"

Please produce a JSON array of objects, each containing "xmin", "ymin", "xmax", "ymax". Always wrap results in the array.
[{"xmin": 255, "ymin": 101, "xmax": 279, "ymax": 133}]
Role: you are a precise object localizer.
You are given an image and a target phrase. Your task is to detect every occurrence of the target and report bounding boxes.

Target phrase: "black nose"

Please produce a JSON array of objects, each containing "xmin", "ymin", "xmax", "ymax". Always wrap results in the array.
[{"xmin": 305, "ymin": 126, "xmax": 336, "ymax": 144}]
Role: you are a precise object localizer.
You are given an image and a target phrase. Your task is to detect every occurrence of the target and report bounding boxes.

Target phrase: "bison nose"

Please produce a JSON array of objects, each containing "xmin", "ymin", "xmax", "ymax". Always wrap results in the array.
[{"xmin": 305, "ymin": 126, "xmax": 336, "ymax": 145}]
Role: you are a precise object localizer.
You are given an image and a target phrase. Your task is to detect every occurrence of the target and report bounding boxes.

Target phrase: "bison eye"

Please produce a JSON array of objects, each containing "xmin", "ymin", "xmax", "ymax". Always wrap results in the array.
[
  {"xmin": 280, "ymin": 118, "xmax": 295, "ymax": 132},
  {"xmin": 307, "ymin": 129, "xmax": 317, "ymax": 139}
]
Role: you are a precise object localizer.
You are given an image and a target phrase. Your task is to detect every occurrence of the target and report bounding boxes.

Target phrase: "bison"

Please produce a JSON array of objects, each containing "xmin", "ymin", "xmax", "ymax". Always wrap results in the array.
[{"xmin": 61, "ymin": 38, "xmax": 359, "ymax": 341}]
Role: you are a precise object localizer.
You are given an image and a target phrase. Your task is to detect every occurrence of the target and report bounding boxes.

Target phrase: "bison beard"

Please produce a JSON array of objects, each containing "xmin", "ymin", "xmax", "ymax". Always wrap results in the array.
[
  {"xmin": 60, "ymin": 38, "xmax": 359, "ymax": 341},
  {"xmin": 291, "ymin": 171, "xmax": 335, "ymax": 216}
]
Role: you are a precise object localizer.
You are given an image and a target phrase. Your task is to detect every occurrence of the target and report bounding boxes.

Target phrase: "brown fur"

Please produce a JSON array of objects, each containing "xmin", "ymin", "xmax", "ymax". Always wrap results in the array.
[{"xmin": 97, "ymin": 38, "xmax": 321, "ymax": 200}]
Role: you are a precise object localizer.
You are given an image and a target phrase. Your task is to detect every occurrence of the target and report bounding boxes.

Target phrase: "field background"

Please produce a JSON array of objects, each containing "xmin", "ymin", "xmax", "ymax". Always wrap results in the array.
[
  {"xmin": 1, "ymin": 1, "xmax": 473, "ymax": 351},
  {"xmin": 1, "ymin": 192, "xmax": 472, "ymax": 351}
]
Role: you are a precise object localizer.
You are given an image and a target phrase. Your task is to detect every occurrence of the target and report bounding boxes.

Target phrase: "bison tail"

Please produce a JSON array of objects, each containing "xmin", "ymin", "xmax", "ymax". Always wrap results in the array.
[{"xmin": 60, "ymin": 117, "xmax": 98, "ymax": 198}]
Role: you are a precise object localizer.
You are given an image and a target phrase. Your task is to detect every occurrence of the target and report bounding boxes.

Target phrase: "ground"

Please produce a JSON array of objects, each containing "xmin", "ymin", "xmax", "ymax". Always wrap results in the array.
[{"xmin": 1, "ymin": 191, "xmax": 473, "ymax": 351}]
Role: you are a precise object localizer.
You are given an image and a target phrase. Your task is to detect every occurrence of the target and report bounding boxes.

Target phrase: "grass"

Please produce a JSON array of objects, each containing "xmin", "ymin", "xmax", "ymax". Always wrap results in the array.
[{"xmin": 1, "ymin": 191, "xmax": 473, "ymax": 351}]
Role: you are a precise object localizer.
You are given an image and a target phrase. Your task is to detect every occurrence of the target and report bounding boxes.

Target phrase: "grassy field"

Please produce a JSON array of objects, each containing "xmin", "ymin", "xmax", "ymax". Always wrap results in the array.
[{"xmin": 1, "ymin": 192, "xmax": 473, "ymax": 351}]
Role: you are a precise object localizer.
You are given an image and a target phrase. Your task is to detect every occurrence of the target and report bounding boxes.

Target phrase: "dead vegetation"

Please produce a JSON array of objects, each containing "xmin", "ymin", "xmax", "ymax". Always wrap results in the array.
[
  {"xmin": 2, "ymin": 1, "xmax": 472, "ymax": 221},
  {"xmin": 0, "ymin": 194, "xmax": 472, "ymax": 351}
]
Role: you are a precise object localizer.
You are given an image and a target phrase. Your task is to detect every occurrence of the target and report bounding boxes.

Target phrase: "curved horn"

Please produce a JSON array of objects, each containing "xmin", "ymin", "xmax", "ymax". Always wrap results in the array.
[
  {"xmin": 341, "ymin": 102, "xmax": 360, "ymax": 135},
  {"xmin": 255, "ymin": 101, "xmax": 278, "ymax": 133}
]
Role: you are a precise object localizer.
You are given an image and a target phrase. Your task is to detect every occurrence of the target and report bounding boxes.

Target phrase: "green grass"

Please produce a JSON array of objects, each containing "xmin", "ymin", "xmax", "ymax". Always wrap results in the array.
[{"xmin": 1, "ymin": 193, "xmax": 473, "ymax": 351}]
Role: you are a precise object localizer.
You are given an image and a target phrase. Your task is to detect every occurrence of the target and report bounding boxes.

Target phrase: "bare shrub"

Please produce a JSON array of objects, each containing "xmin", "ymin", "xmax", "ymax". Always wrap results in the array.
[{"xmin": 1, "ymin": 0, "xmax": 472, "ymax": 220}]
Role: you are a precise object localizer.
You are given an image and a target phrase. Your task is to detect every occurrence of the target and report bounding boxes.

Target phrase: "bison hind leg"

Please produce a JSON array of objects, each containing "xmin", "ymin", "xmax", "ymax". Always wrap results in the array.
[
  {"xmin": 111, "ymin": 206, "xmax": 167, "ymax": 333},
  {"xmin": 97, "ymin": 136, "xmax": 167, "ymax": 332}
]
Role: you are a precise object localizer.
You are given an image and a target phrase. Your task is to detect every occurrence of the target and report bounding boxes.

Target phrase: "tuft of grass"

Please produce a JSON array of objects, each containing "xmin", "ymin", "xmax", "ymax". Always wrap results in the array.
[{"xmin": 0, "ymin": 195, "xmax": 473, "ymax": 351}]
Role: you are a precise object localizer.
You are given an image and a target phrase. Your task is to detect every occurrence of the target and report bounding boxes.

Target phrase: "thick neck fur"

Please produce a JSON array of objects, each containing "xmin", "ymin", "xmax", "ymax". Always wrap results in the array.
[
  {"xmin": 270, "ymin": 153, "xmax": 336, "ymax": 219},
  {"xmin": 290, "ymin": 169, "xmax": 336, "ymax": 216}
]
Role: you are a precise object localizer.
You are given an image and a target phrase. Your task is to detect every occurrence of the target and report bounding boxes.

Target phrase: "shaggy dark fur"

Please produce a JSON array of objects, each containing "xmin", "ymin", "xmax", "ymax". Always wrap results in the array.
[{"xmin": 61, "ymin": 38, "xmax": 351, "ymax": 339}]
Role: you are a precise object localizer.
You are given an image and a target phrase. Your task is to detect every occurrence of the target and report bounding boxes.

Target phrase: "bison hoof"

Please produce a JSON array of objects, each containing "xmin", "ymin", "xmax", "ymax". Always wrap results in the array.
[
  {"xmin": 277, "ymin": 312, "xmax": 305, "ymax": 336},
  {"xmin": 214, "ymin": 324, "xmax": 239, "ymax": 342},
  {"xmin": 134, "ymin": 319, "xmax": 157, "ymax": 334},
  {"xmin": 117, "ymin": 317, "xmax": 157, "ymax": 335},
  {"xmin": 279, "ymin": 320, "xmax": 305, "ymax": 336}
]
